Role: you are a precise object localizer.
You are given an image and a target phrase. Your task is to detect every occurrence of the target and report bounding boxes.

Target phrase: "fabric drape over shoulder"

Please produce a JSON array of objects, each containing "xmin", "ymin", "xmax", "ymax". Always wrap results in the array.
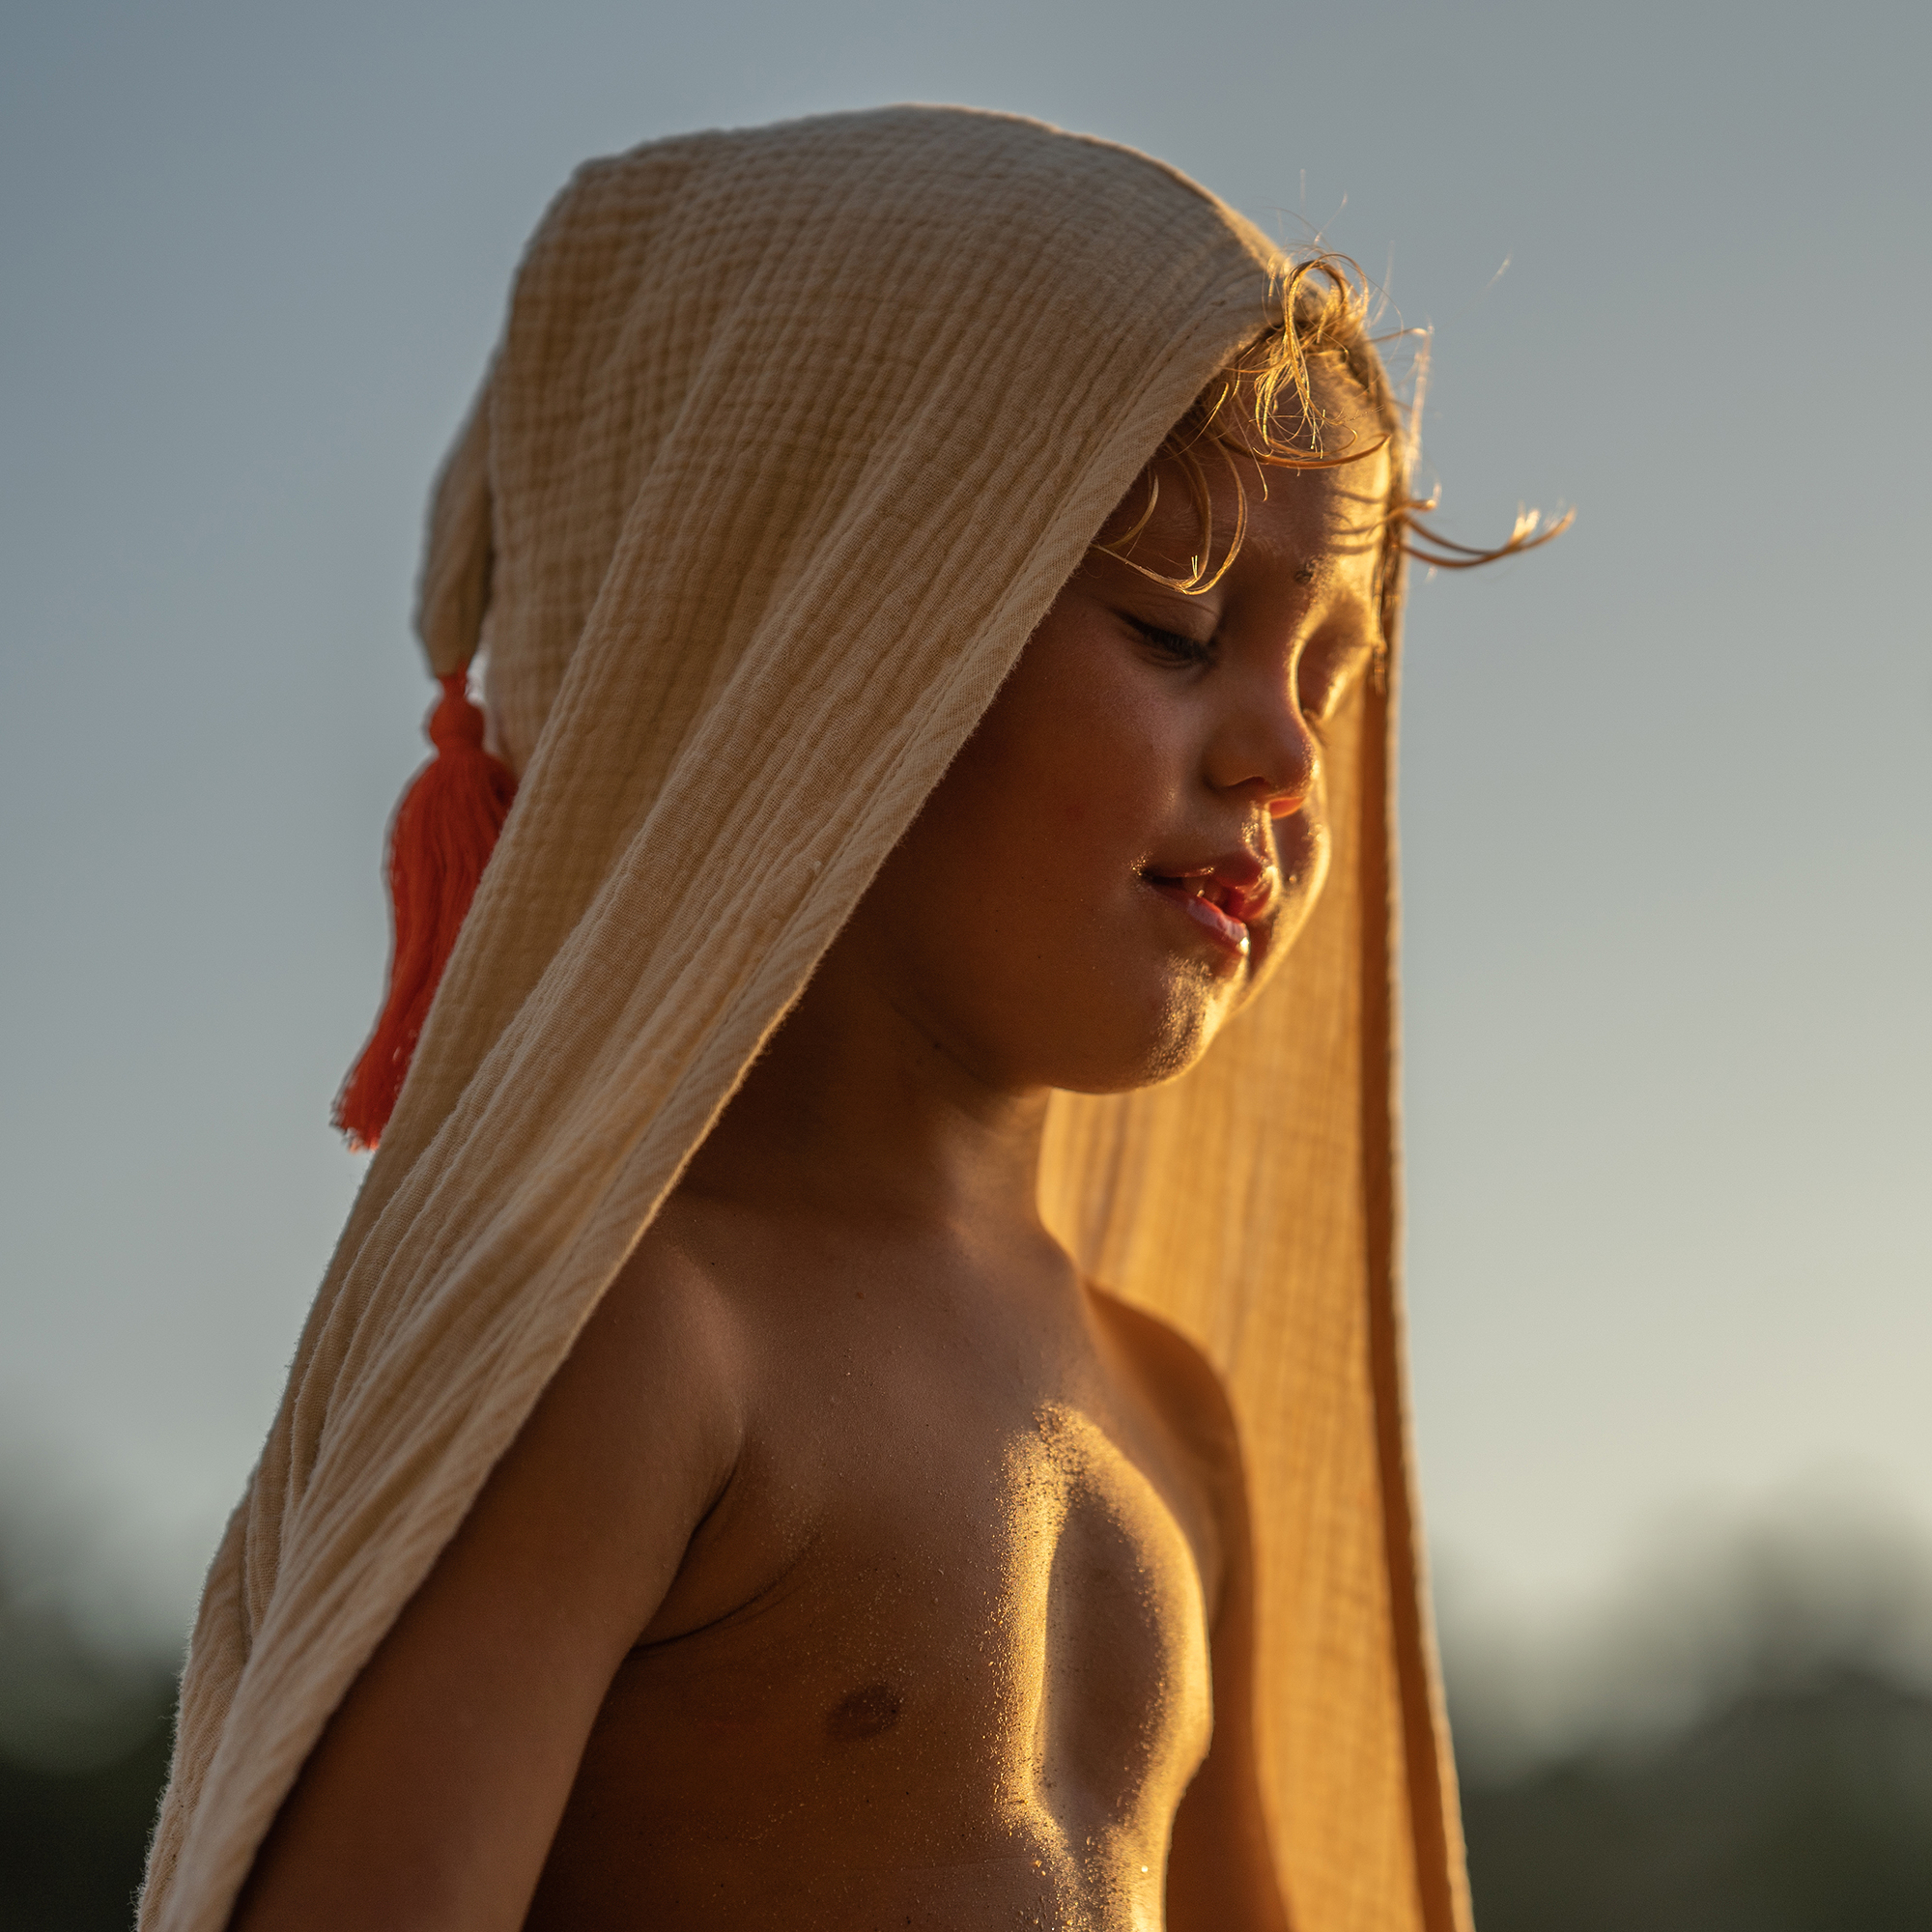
[{"xmin": 142, "ymin": 104, "xmax": 1467, "ymax": 1932}]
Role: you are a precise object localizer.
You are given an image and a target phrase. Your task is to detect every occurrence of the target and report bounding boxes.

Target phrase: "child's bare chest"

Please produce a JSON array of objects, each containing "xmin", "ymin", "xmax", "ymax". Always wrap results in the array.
[{"xmin": 530, "ymin": 1252, "xmax": 1218, "ymax": 1929}]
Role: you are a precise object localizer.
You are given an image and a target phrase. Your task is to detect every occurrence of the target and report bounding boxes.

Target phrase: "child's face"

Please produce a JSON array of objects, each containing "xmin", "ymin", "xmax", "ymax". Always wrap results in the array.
[{"xmin": 841, "ymin": 364, "xmax": 1391, "ymax": 1098}]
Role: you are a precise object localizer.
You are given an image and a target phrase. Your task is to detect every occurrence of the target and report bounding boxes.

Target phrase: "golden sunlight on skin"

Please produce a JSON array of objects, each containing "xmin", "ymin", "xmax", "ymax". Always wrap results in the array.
[
  {"xmin": 513, "ymin": 1259, "xmax": 1232, "ymax": 1932},
  {"xmin": 229, "ymin": 364, "xmax": 1386, "ymax": 1932},
  {"xmin": 994, "ymin": 1406, "xmax": 1215, "ymax": 1928}
]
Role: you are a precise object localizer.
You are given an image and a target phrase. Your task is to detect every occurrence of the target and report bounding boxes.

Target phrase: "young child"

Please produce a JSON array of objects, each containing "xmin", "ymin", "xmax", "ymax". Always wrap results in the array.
[{"xmin": 141, "ymin": 106, "xmax": 1556, "ymax": 1932}]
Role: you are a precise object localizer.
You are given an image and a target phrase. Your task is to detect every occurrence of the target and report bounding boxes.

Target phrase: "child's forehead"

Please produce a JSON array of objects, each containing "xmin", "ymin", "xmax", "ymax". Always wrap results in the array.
[
  {"xmin": 1078, "ymin": 469, "xmax": 1386, "ymax": 654},
  {"xmin": 1137, "ymin": 440, "xmax": 1391, "ymax": 576}
]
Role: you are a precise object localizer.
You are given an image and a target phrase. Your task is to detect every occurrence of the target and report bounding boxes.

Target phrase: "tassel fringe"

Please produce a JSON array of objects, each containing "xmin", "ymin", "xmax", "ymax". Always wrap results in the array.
[{"xmin": 333, "ymin": 669, "xmax": 517, "ymax": 1151}]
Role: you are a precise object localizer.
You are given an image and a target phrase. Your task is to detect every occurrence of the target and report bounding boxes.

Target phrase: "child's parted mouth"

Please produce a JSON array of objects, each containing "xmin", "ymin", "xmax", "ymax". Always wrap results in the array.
[{"xmin": 1139, "ymin": 856, "xmax": 1277, "ymax": 961}]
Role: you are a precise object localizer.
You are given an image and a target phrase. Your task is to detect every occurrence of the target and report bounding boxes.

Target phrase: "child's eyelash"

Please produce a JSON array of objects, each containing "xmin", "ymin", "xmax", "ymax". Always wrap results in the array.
[{"xmin": 1130, "ymin": 618, "xmax": 1215, "ymax": 665}]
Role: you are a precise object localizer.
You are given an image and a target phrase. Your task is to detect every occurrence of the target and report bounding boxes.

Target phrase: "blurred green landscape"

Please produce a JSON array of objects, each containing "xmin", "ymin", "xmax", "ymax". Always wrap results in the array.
[
  {"xmin": 0, "ymin": 1556, "xmax": 174, "ymax": 1932},
  {"xmin": 1463, "ymin": 1671, "xmax": 1932, "ymax": 1931},
  {"xmin": 7, "ymin": 1503, "xmax": 1932, "ymax": 1930},
  {"xmin": 1, "ymin": 1711, "xmax": 171, "ymax": 1930}
]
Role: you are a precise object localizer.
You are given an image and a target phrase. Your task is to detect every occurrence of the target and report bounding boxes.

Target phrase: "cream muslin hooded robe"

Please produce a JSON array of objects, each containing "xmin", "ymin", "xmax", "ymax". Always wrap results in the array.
[{"xmin": 142, "ymin": 104, "xmax": 1467, "ymax": 1932}]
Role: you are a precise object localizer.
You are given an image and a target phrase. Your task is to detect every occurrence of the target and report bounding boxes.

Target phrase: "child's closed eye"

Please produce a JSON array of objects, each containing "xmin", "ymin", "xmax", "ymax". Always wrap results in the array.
[{"xmin": 1127, "ymin": 616, "xmax": 1216, "ymax": 667}]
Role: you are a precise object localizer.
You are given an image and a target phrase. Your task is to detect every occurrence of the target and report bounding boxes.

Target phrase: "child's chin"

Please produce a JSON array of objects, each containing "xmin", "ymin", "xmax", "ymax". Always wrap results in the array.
[{"xmin": 1046, "ymin": 987, "xmax": 1233, "ymax": 1096}]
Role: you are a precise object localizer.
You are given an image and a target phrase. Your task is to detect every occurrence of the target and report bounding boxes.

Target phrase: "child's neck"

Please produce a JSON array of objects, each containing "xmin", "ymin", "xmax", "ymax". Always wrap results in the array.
[{"xmin": 679, "ymin": 945, "xmax": 1052, "ymax": 1243}]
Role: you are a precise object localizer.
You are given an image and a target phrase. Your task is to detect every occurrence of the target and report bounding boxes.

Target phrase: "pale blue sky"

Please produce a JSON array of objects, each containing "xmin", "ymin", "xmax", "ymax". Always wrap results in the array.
[{"xmin": 3, "ymin": 0, "xmax": 1927, "ymax": 1640}]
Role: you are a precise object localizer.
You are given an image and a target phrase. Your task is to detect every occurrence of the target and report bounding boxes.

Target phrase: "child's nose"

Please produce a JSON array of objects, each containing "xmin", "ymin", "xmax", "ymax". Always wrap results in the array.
[{"xmin": 1207, "ymin": 683, "xmax": 1320, "ymax": 818}]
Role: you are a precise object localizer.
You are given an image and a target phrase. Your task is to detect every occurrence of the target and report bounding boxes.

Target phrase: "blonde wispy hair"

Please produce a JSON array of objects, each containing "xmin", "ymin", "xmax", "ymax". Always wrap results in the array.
[{"xmin": 1098, "ymin": 252, "xmax": 1570, "ymax": 628}]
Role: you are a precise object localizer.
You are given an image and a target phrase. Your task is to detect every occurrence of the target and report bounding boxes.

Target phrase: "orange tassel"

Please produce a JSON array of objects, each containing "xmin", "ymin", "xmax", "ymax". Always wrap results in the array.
[{"xmin": 333, "ymin": 669, "xmax": 517, "ymax": 1151}]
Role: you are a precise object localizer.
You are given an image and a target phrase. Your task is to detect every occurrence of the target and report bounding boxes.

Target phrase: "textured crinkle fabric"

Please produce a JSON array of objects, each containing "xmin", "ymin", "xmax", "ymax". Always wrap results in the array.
[{"xmin": 141, "ymin": 104, "xmax": 1466, "ymax": 1932}]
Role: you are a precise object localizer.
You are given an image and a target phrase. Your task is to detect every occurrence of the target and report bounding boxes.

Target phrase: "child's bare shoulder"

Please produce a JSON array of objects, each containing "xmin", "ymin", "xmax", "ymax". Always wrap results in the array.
[{"xmin": 557, "ymin": 1204, "xmax": 753, "ymax": 1492}]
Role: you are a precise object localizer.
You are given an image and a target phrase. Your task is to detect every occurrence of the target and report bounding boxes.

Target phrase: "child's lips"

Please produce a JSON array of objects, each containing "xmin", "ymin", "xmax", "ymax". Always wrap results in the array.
[{"xmin": 1143, "ymin": 874, "xmax": 1264, "ymax": 961}]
